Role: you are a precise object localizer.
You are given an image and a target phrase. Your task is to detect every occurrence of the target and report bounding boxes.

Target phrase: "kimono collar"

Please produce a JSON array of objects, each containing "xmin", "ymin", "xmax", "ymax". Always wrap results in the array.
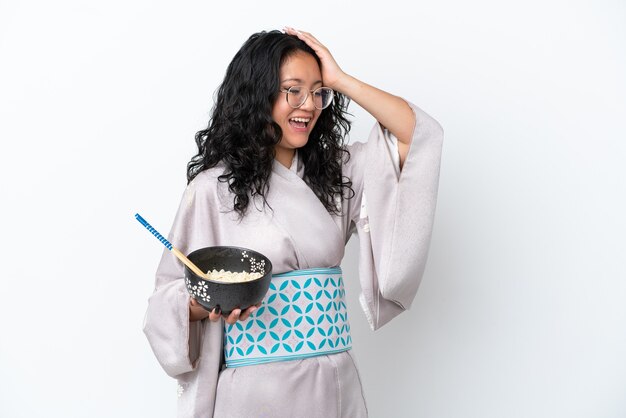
[
  {"xmin": 272, "ymin": 150, "xmax": 305, "ymax": 180},
  {"xmin": 267, "ymin": 149, "xmax": 344, "ymax": 269}
]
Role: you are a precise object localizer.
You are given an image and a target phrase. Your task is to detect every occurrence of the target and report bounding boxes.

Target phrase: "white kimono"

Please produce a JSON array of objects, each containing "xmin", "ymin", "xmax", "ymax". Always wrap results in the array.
[{"xmin": 143, "ymin": 101, "xmax": 444, "ymax": 417}]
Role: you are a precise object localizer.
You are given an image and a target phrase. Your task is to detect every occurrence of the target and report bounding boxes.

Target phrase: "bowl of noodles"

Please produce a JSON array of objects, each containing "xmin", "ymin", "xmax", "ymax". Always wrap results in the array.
[{"xmin": 183, "ymin": 246, "xmax": 273, "ymax": 315}]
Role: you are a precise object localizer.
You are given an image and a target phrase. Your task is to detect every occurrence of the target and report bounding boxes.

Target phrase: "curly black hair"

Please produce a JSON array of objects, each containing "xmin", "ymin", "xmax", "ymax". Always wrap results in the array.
[{"xmin": 187, "ymin": 30, "xmax": 354, "ymax": 218}]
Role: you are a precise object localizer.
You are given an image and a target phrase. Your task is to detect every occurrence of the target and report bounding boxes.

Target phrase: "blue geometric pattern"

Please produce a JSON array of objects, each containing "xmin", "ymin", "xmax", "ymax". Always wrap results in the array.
[{"xmin": 224, "ymin": 267, "xmax": 352, "ymax": 368}]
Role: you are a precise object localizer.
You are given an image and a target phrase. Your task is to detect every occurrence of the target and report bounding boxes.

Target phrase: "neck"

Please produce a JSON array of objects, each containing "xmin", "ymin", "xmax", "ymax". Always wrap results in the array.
[{"xmin": 275, "ymin": 148, "xmax": 295, "ymax": 169}]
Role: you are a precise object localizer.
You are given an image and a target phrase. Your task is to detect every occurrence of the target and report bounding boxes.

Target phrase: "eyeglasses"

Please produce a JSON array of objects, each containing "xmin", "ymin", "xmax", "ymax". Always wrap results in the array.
[{"xmin": 279, "ymin": 86, "xmax": 334, "ymax": 110}]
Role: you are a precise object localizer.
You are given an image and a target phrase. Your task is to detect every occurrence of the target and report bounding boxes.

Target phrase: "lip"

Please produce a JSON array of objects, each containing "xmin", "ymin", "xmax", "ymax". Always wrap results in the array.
[
  {"xmin": 288, "ymin": 114, "xmax": 314, "ymax": 133},
  {"xmin": 289, "ymin": 111, "xmax": 314, "ymax": 119},
  {"xmin": 288, "ymin": 120, "xmax": 310, "ymax": 133}
]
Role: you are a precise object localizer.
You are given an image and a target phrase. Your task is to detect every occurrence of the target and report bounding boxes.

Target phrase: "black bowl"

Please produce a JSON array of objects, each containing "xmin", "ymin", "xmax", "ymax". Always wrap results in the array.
[{"xmin": 184, "ymin": 246, "xmax": 273, "ymax": 315}]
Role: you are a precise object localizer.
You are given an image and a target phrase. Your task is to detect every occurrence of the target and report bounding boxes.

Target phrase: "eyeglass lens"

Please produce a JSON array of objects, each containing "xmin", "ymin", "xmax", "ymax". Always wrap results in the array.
[{"xmin": 287, "ymin": 87, "xmax": 333, "ymax": 109}]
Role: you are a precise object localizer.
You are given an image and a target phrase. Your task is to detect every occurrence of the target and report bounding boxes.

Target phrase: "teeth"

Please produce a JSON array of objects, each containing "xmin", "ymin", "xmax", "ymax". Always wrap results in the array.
[{"xmin": 290, "ymin": 117, "xmax": 311, "ymax": 123}]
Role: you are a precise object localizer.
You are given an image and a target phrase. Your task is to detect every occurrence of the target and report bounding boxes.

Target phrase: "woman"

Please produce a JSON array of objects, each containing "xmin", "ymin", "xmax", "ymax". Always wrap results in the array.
[{"xmin": 144, "ymin": 27, "xmax": 443, "ymax": 417}]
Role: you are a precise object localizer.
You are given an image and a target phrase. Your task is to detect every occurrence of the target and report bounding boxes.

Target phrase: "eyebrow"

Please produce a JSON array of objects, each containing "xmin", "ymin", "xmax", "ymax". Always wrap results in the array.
[{"xmin": 281, "ymin": 78, "xmax": 323, "ymax": 86}]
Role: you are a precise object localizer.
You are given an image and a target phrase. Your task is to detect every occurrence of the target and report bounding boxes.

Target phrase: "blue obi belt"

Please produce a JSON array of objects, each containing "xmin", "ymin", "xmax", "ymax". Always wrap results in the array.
[{"xmin": 223, "ymin": 267, "xmax": 352, "ymax": 368}]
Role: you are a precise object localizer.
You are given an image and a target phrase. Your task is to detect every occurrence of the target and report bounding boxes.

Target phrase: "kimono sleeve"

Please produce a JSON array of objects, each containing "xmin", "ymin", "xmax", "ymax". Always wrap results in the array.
[
  {"xmin": 346, "ymin": 100, "xmax": 444, "ymax": 330},
  {"xmin": 142, "ymin": 172, "xmax": 222, "ymax": 378}
]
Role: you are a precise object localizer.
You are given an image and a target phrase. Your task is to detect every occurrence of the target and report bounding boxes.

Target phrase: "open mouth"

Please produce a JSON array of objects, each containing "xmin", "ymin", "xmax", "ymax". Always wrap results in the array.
[{"xmin": 288, "ymin": 117, "xmax": 311, "ymax": 129}]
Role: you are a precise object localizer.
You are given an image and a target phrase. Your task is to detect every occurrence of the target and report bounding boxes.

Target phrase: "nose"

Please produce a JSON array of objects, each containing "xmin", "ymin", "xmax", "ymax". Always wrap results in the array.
[{"xmin": 299, "ymin": 91, "xmax": 316, "ymax": 111}]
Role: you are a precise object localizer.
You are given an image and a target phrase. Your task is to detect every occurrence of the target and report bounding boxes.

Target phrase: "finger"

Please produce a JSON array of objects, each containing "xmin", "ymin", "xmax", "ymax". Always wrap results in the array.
[
  {"xmin": 239, "ymin": 305, "xmax": 258, "ymax": 321},
  {"xmin": 285, "ymin": 26, "xmax": 311, "ymax": 39},
  {"xmin": 284, "ymin": 26, "xmax": 300, "ymax": 35},
  {"xmin": 225, "ymin": 308, "xmax": 241, "ymax": 324},
  {"xmin": 290, "ymin": 29, "xmax": 323, "ymax": 48},
  {"xmin": 208, "ymin": 306, "xmax": 222, "ymax": 322},
  {"xmin": 284, "ymin": 27, "xmax": 319, "ymax": 46},
  {"xmin": 296, "ymin": 30, "xmax": 316, "ymax": 42}
]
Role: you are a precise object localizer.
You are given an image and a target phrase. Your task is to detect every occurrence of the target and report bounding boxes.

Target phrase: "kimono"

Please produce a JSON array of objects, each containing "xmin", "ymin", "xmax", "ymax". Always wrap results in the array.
[{"xmin": 143, "ymin": 101, "xmax": 444, "ymax": 417}]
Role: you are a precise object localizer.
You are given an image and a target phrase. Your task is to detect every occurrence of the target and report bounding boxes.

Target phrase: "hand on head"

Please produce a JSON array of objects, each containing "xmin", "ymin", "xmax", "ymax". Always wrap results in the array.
[{"xmin": 283, "ymin": 27, "xmax": 347, "ymax": 90}]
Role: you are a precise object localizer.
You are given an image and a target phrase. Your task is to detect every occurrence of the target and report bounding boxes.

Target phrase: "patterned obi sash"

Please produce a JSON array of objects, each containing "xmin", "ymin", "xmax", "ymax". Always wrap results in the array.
[{"xmin": 224, "ymin": 267, "xmax": 352, "ymax": 368}]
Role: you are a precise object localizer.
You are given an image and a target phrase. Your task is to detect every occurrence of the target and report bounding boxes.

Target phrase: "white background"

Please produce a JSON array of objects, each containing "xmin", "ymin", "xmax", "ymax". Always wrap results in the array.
[{"xmin": 1, "ymin": 1, "xmax": 625, "ymax": 417}]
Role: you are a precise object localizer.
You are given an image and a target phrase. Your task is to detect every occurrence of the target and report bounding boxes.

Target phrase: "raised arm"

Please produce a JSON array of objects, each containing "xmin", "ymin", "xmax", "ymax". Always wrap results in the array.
[
  {"xmin": 285, "ymin": 28, "xmax": 444, "ymax": 330},
  {"xmin": 284, "ymin": 26, "xmax": 415, "ymax": 167}
]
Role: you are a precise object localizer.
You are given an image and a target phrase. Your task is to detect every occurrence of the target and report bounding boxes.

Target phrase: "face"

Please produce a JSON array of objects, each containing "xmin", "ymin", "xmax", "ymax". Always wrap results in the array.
[{"xmin": 272, "ymin": 51, "xmax": 323, "ymax": 167}]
